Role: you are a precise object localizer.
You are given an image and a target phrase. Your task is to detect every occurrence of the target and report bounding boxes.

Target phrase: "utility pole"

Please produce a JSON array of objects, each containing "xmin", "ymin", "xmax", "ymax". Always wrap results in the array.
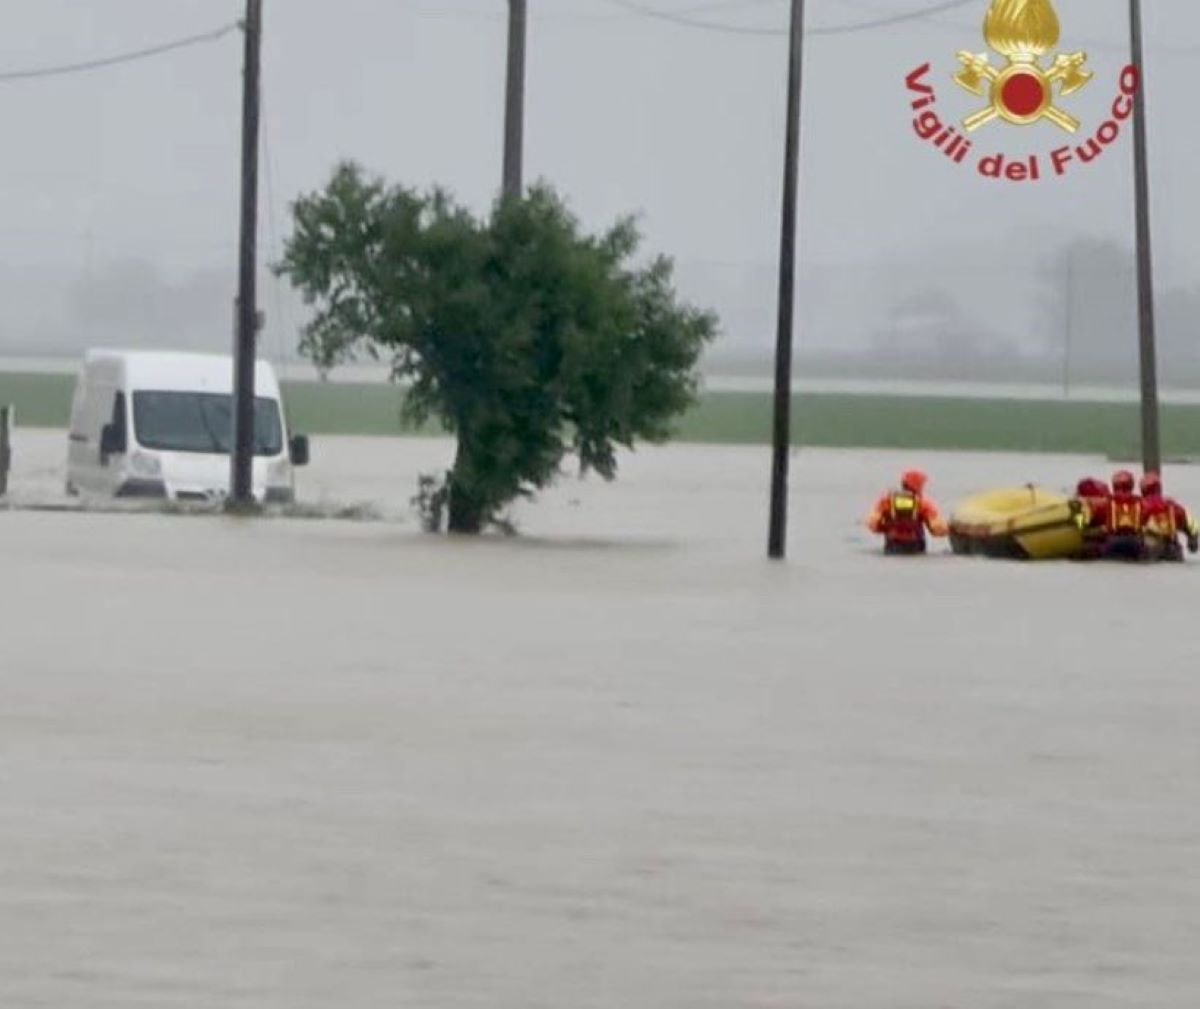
[
  {"xmin": 768, "ymin": 0, "xmax": 806, "ymax": 561},
  {"xmin": 502, "ymin": 0, "xmax": 527, "ymax": 199},
  {"xmin": 231, "ymin": 0, "xmax": 263, "ymax": 505},
  {"xmin": 1129, "ymin": 0, "xmax": 1161, "ymax": 473},
  {"xmin": 0, "ymin": 405, "xmax": 11, "ymax": 499}
]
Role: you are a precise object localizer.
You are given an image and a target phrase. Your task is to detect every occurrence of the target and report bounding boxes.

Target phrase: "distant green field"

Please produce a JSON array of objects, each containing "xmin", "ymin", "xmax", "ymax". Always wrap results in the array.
[{"xmin": 2, "ymin": 371, "xmax": 1196, "ymax": 459}]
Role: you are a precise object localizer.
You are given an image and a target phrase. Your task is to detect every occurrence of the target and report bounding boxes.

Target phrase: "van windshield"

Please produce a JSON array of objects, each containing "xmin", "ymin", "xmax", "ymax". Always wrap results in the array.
[{"xmin": 132, "ymin": 391, "xmax": 283, "ymax": 456}]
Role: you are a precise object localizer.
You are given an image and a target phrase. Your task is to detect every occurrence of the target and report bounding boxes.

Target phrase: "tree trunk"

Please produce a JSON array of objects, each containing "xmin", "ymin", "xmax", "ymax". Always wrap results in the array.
[
  {"xmin": 448, "ymin": 485, "xmax": 484, "ymax": 534},
  {"xmin": 447, "ymin": 436, "xmax": 485, "ymax": 534}
]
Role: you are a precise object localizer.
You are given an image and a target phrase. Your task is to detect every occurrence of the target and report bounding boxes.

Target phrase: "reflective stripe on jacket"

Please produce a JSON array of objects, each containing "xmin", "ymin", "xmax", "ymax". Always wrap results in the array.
[
  {"xmin": 1144, "ymin": 496, "xmax": 1197, "ymax": 540},
  {"xmin": 1107, "ymin": 495, "xmax": 1142, "ymax": 535},
  {"xmin": 890, "ymin": 492, "xmax": 926, "ymax": 542}
]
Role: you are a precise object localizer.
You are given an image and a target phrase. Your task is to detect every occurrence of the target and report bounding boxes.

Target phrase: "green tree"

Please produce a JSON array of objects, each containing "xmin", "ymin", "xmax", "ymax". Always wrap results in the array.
[{"xmin": 279, "ymin": 163, "xmax": 717, "ymax": 533}]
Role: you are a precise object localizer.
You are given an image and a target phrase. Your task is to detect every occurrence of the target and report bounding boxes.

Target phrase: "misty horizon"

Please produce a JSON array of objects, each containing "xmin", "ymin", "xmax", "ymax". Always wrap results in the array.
[{"xmin": 0, "ymin": 1, "xmax": 1195, "ymax": 384}]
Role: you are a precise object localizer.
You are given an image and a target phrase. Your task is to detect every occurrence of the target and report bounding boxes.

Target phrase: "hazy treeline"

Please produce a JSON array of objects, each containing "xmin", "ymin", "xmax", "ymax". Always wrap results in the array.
[
  {"xmin": 698, "ymin": 237, "xmax": 1200, "ymax": 387},
  {"xmin": 1, "ymin": 237, "xmax": 1194, "ymax": 388}
]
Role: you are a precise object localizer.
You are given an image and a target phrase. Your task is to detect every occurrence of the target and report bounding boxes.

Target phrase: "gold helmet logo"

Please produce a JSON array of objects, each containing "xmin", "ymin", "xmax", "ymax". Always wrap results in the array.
[{"xmin": 954, "ymin": 0, "xmax": 1093, "ymax": 132}]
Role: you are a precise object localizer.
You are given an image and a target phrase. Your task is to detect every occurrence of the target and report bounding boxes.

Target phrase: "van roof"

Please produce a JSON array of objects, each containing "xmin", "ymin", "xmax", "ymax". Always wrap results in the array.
[{"xmin": 84, "ymin": 350, "xmax": 282, "ymax": 398}]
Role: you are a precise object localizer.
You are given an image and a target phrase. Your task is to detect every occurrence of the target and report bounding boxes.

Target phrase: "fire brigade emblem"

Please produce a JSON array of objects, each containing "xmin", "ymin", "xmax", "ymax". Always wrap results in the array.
[{"xmin": 954, "ymin": 0, "xmax": 1093, "ymax": 133}]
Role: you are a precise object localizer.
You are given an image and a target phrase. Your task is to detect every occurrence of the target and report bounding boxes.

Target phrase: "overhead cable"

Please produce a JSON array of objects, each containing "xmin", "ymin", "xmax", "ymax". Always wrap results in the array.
[
  {"xmin": 0, "ymin": 22, "xmax": 240, "ymax": 83},
  {"xmin": 604, "ymin": 0, "xmax": 981, "ymax": 37}
]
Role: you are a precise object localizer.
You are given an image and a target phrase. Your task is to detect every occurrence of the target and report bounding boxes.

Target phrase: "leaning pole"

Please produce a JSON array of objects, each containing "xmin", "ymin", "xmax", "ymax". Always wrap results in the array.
[
  {"xmin": 768, "ymin": 0, "xmax": 807, "ymax": 561},
  {"xmin": 1128, "ymin": 0, "xmax": 1161, "ymax": 474}
]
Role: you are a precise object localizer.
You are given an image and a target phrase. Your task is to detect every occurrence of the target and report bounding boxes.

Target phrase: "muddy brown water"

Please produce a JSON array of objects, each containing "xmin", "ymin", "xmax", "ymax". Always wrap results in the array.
[{"xmin": 2, "ymin": 431, "xmax": 1199, "ymax": 1007}]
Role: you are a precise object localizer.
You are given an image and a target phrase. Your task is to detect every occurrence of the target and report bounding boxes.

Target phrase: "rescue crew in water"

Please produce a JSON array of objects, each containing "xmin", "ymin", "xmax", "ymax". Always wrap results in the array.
[
  {"xmin": 1073, "ymin": 476, "xmax": 1111, "ymax": 560},
  {"xmin": 1102, "ymin": 470, "xmax": 1145, "ymax": 561},
  {"xmin": 866, "ymin": 469, "xmax": 949, "ymax": 555},
  {"xmin": 1140, "ymin": 472, "xmax": 1199, "ymax": 563}
]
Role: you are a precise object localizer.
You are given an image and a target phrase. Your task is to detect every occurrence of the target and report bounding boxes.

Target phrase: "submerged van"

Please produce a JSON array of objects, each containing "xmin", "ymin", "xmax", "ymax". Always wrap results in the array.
[{"xmin": 67, "ymin": 350, "xmax": 309, "ymax": 503}]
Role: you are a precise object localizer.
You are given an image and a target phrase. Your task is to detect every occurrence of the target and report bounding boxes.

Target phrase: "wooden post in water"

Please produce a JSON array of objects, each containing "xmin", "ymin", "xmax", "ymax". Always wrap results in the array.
[
  {"xmin": 768, "ymin": 0, "xmax": 807, "ymax": 560},
  {"xmin": 0, "ymin": 405, "xmax": 13, "ymax": 498},
  {"xmin": 1128, "ymin": 0, "xmax": 1161, "ymax": 473},
  {"xmin": 231, "ymin": 0, "xmax": 263, "ymax": 506}
]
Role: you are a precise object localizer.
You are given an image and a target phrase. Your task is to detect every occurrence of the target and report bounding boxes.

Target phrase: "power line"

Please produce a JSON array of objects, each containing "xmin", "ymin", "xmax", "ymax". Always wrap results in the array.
[
  {"xmin": 810, "ymin": 0, "xmax": 980, "ymax": 34},
  {"xmin": 0, "ymin": 22, "xmax": 241, "ymax": 83},
  {"xmin": 673, "ymin": 0, "xmax": 787, "ymax": 11},
  {"xmin": 870, "ymin": 4, "xmax": 1200, "ymax": 57},
  {"xmin": 392, "ymin": 2, "xmax": 1200, "ymax": 56},
  {"xmin": 607, "ymin": 0, "xmax": 1200, "ymax": 55},
  {"xmin": 605, "ymin": 0, "xmax": 979, "ymax": 36},
  {"xmin": 408, "ymin": 0, "xmax": 779, "ymax": 15}
]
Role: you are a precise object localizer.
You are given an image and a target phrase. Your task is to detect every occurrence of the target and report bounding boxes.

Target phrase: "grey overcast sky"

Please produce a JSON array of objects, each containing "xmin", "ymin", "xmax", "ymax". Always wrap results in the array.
[{"xmin": 0, "ymin": 0, "xmax": 1195, "ymax": 361}]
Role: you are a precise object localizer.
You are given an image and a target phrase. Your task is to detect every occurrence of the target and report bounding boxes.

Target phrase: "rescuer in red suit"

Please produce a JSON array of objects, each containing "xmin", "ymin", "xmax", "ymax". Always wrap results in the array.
[
  {"xmin": 1073, "ymin": 476, "xmax": 1111, "ymax": 559},
  {"xmin": 1140, "ymin": 472, "xmax": 1199, "ymax": 563},
  {"xmin": 1102, "ymin": 470, "xmax": 1145, "ymax": 561},
  {"xmin": 866, "ymin": 469, "xmax": 949, "ymax": 555}
]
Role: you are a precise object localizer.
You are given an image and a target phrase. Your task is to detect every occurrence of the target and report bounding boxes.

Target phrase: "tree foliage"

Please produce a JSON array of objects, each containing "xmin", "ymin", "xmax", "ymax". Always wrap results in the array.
[{"xmin": 280, "ymin": 163, "xmax": 716, "ymax": 533}]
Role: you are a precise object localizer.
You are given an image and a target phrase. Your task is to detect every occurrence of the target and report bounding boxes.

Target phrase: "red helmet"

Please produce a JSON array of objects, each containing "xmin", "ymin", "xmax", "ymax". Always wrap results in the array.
[
  {"xmin": 1112, "ymin": 470, "xmax": 1136, "ymax": 493},
  {"xmin": 1140, "ymin": 471, "xmax": 1162, "ymax": 496},
  {"xmin": 901, "ymin": 469, "xmax": 928, "ymax": 494},
  {"xmin": 1076, "ymin": 477, "xmax": 1107, "ymax": 498}
]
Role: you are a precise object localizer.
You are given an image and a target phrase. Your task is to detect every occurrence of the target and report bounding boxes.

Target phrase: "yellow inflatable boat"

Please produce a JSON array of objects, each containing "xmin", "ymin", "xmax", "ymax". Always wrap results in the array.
[{"xmin": 949, "ymin": 486, "xmax": 1084, "ymax": 560}]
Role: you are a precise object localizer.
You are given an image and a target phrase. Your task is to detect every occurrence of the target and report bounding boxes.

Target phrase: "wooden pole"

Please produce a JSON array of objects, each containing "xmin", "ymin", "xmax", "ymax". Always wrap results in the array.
[
  {"xmin": 503, "ymin": 0, "xmax": 527, "ymax": 199},
  {"xmin": 231, "ymin": 0, "xmax": 263, "ymax": 505},
  {"xmin": 1129, "ymin": 0, "xmax": 1161, "ymax": 473},
  {"xmin": 768, "ymin": 0, "xmax": 806, "ymax": 560},
  {"xmin": 0, "ymin": 405, "xmax": 11, "ymax": 498}
]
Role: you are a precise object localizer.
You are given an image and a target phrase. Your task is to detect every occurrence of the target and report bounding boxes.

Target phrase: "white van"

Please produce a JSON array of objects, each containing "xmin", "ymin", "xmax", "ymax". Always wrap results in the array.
[{"xmin": 66, "ymin": 350, "xmax": 309, "ymax": 503}]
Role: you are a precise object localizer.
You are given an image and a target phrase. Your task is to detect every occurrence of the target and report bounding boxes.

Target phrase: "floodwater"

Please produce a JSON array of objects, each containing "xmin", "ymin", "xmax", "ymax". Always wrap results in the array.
[{"xmin": 2, "ymin": 431, "xmax": 1199, "ymax": 1007}]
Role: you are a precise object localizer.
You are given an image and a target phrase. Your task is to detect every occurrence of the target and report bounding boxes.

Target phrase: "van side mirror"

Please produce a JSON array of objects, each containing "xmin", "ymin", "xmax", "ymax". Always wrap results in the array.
[
  {"xmin": 100, "ymin": 423, "xmax": 126, "ymax": 461},
  {"xmin": 289, "ymin": 434, "xmax": 310, "ymax": 467}
]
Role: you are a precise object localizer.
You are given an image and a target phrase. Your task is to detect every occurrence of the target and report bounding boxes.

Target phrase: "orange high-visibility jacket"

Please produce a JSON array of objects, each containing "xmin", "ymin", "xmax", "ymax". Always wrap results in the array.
[
  {"xmin": 867, "ymin": 489, "xmax": 948, "ymax": 543},
  {"xmin": 1104, "ymin": 493, "xmax": 1143, "ymax": 535},
  {"xmin": 1143, "ymin": 494, "xmax": 1198, "ymax": 541}
]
